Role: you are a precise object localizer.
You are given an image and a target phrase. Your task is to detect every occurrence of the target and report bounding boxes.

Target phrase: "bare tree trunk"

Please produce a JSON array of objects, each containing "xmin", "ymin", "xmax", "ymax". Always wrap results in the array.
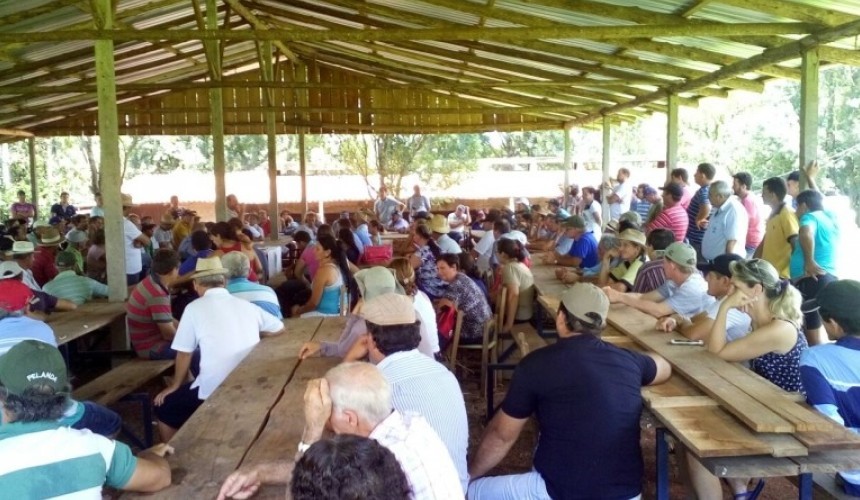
[{"xmin": 79, "ymin": 137, "xmax": 100, "ymax": 194}]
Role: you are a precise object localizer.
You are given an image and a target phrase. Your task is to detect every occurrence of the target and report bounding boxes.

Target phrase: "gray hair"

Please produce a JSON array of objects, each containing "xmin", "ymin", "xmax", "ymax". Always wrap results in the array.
[
  {"xmin": 710, "ymin": 180, "xmax": 733, "ymax": 199},
  {"xmin": 325, "ymin": 362, "xmax": 392, "ymax": 428},
  {"xmin": 598, "ymin": 235, "xmax": 620, "ymax": 251},
  {"xmin": 220, "ymin": 251, "xmax": 250, "ymax": 279},
  {"xmin": 194, "ymin": 274, "xmax": 226, "ymax": 288}
]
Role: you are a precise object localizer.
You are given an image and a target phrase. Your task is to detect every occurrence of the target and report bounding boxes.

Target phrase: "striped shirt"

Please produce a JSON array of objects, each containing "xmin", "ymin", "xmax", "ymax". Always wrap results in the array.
[
  {"xmin": 43, "ymin": 270, "xmax": 109, "ymax": 305},
  {"xmin": 686, "ymin": 185, "xmax": 710, "ymax": 245},
  {"xmin": 227, "ymin": 277, "xmax": 283, "ymax": 319},
  {"xmin": 127, "ymin": 274, "xmax": 173, "ymax": 354},
  {"xmin": 647, "ymin": 204, "xmax": 688, "ymax": 242},
  {"xmin": 378, "ymin": 350, "xmax": 469, "ymax": 492},
  {"xmin": 0, "ymin": 422, "xmax": 137, "ymax": 498},
  {"xmin": 370, "ymin": 411, "xmax": 464, "ymax": 499}
]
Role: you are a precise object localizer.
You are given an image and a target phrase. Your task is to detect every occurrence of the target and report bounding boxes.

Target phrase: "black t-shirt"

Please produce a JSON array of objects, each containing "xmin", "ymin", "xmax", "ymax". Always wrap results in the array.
[{"xmin": 501, "ymin": 334, "xmax": 657, "ymax": 500}]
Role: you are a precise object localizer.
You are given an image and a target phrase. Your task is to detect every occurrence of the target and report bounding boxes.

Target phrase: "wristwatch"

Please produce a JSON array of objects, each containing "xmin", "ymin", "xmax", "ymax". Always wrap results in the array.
[{"xmin": 297, "ymin": 441, "xmax": 311, "ymax": 454}]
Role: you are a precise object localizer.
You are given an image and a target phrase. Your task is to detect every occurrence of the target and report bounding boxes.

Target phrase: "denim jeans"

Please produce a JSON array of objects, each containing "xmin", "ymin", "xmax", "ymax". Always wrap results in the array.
[
  {"xmin": 468, "ymin": 470, "xmax": 642, "ymax": 500},
  {"xmin": 69, "ymin": 401, "xmax": 122, "ymax": 437}
]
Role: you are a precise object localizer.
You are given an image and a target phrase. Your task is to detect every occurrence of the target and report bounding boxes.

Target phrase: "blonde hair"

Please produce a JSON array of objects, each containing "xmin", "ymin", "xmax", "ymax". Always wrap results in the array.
[
  {"xmin": 388, "ymin": 257, "xmax": 416, "ymax": 295},
  {"xmin": 730, "ymin": 259, "xmax": 802, "ymax": 325}
]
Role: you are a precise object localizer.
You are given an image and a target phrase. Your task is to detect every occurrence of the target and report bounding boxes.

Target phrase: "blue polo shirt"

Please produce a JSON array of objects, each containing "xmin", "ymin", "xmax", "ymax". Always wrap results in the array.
[
  {"xmin": 502, "ymin": 334, "xmax": 657, "ymax": 499},
  {"xmin": 566, "ymin": 231, "xmax": 599, "ymax": 269},
  {"xmin": 789, "ymin": 209, "xmax": 839, "ymax": 279}
]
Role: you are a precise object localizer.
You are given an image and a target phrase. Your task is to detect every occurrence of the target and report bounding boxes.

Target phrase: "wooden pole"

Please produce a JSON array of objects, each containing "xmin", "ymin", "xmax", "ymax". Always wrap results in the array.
[
  {"xmin": 206, "ymin": 0, "xmax": 227, "ymax": 221},
  {"xmin": 260, "ymin": 41, "xmax": 280, "ymax": 241},
  {"xmin": 799, "ymin": 48, "xmax": 819, "ymax": 191},
  {"xmin": 299, "ymin": 133, "xmax": 308, "ymax": 215},
  {"xmin": 666, "ymin": 93, "xmax": 679, "ymax": 183},
  {"xmin": 601, "ymin": 115, "xmax": 611, "ymax": 227},
  {"xmin": 563, "ymin": 126, "xmax": 572, "ymax": 208},
  {"xmin": 27, "ymin": 137, "xmax": 38, "ymax": 220},
  {"xmin": 92, "ymin": 0, "xmax": 126, "ymax": 301}
]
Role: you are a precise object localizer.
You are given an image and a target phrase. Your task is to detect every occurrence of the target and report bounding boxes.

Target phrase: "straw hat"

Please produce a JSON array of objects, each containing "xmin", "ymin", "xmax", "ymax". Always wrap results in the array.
[
  {"xmin": 191, "ymin": 256, "xmax": 229, "ymax": 279},
  {"xmin": 429, "ymin": 214, "xmax": 451, "ymax": 234},
  {"xmin": 10, "ymin": 241, "xmax": 35, "ymax": 255},
  {"xmin": 121, "ymin": 193, "xmax": 137, "ymax": 207},
  {"xmin": 37, "ymin": 227, "xmax": 64, "ymax": 246},
  {"xmin": 616, "ymin": 229, "xmax": 647, "ymax": 247},
  {"xmin": 160, "ymin": 212, "xmax": 176, "ymax": 226}
]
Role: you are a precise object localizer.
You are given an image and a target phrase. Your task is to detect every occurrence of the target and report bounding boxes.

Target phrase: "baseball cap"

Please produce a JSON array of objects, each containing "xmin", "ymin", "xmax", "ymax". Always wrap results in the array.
[
  {"xmin": 699, "ymin": 254, "xmax": 743, "ymax": 277},
  {"xmin": 664, "ymin": 242, "xmax": 697, "ymax": 269},
  {"xmin": 360, "ymin": 293, "xmax": 416, "ymax": 326},
  {"xmin": 560, "ymin": 283, "xmax": 610, "ymax": 326},
  {"xmin": 561, "ymin": 214, "xmax": 586, "ymax": 229},
  {"xmin": 660, "ymin": 182, "xmax": 684, "ymax": 199},
  {"xmin": 643, "ymin": 185, "xmax": 658, "ymax": 197},
  {"xmin": 0, "ymin": 279, "xmax": 32, "ymax": 311},
  {"xmin": 55, "ymin": 250, "xmax": 78, "ymax": 268},
  {"xmin": 801, "ymin": 280, "xmax": 860, "ymax": 322},
  {"xmin": 515, "ymin": 197, "xmax": 530, "ymax": 207},
  {"xmin": 787, "ymin": 171, "xmax": 800, "ymax": 182},
  {"xmin": 0, "ymin": 261, "xmax": 24, "ymax": 280},
  {"xmin": 354, "ymin": 267, "xmax": 397, "ymax": 302},
  {"xmin": 0, "ymin": 340, "xmax": 69, "ymax": 396}
]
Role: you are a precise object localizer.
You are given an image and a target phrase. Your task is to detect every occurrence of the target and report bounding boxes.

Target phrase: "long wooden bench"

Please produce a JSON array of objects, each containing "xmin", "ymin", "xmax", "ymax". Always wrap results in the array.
[{"xmin": 73, "ymin": 359, "xmax": 174, "ymax": 448}]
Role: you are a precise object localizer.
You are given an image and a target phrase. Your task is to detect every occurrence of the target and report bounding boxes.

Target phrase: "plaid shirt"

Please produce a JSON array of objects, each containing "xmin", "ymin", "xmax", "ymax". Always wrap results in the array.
[{"xmin": 370, "ymin": 411, "xmax": 464, "ymax": 499}]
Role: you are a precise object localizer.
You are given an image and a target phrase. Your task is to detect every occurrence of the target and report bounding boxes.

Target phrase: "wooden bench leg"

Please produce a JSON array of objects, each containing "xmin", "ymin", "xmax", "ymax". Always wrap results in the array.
[
  {"xmin": 119, "ymin": 392, "xmax": 155, "ymax": 449},
  {"xmin": 656, "ymin": 427, "xmax": 670, "ymax": 500},
  {"xmin": 798, "ymin": 473, "xmax": 813, "ymax": 500}
]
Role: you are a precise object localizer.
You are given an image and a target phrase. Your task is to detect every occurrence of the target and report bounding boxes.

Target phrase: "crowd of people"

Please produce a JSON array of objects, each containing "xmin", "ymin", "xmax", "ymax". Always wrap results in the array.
[{"xmin": 0, "ymin": 164, "xmax": 858, "ymax": 499}]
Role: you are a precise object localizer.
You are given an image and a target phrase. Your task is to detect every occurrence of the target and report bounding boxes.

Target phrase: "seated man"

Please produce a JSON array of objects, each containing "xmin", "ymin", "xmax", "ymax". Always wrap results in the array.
[
  {"xmin": 339, "ymin": 293, "xmax": 470, "ymax": 491},
  {"xmin": 800, "ymin": 279, "xmax": 860, "ymax": 495},
  {"xmin": 526, "ymin": 215, "xmax": 571, "ymax": 254},
  {"xmin": 222, "ymin": 252, "xmax": 283, "ymax": 319},
  {"xmin": 0, "ymin": 341, "xmax": 172, "ymax": 496},
  {"xmin": 656, "ymin": 253, "xmax": 752, "ymax": 343},
  {"xmin": 386, "ymin": 211, "xmax": 409, "ymax": 233},
  {"xmin": 631, "ymin": 228, "xmax": 674, "ymax": 293},
  {"xmin": 218, "ymin": 362, "xmax": 463, "ymax": 499},
  {"xmin": 0, "ymin": 260, "xmax": 76, "ymax": 315},
  {"xmin": 468, "ymin": 283, "xmax": 671, "ymax": 499},
  {"xmin": 43, "ymin": 250, "xmax": 109, "ymax": 305},
  {"xmin": 603, "ymin": 242, "xmax": 713, "ymax": 319},
  {"xmin": 127, "ymin": 249, "xmax": 185, "ymax": 360},
  {"xmin": 546, "ymin": 215, "xmax": 598, "ymax": 269},
  {"xmin": 154, "ymin": 257, "xmax": 284, "ymax": 441}
]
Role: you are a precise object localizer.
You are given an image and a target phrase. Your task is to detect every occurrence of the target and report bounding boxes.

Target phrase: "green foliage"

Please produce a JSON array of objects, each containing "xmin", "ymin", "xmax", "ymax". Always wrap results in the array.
[{"xmin": 491, "ymin": 131, "xmax": 563, "ymax": 157}]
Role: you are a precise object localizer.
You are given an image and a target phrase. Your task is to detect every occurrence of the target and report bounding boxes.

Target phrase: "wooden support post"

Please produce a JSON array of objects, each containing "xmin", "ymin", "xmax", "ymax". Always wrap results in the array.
[
  {"xmin": 299, "ymin": 133, "xmax": 308, "ymax": 215},
  {"xmin": 92, "ymin": 0, "xmax": 125, "ymax": 301},
  {"xmin": 27, "ymin": 137, "xmax": 38, "ymax": 219},
  {"xmin": 205, "ymin": 0, "xmax": 227, "ymax": 221},
  {"xmin": 259, "ymin": 41, "xmax": 279, "ymax": 241},
  {"xmin": 799, "ymin": 49, "xmax": 819, "ymax": 191},
  {"xmin": 563, "ymin": 125, "xmax": 572, "ymax": 208},
  {"xmin": 601, "ymin": 115, "xmax": 611, "ymax": 227},
  {"xmin": 666, "ymin": 94, "xmax": 679, "ymax": 183}
]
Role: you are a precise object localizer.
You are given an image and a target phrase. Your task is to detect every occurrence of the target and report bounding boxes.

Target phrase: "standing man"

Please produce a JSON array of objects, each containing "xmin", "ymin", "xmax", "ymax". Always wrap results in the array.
[
  {"xmin": 89, "ymin": 192, "xmax": 105, "ymax": 218},
  {"xmin": 374, "ymin": 186, "xmax": 404, "ymax": 227},
  {"xmin": 50, "ymin": 191, "xmax": 76, "ymax": 223},
  {"xmin": 468, "ymin": 283, "xmax": 671, "ymax": 499},
  {"xmin": 604, "ymin": 168, "xmax": 632, "ymax": 222},
  {"xmin": 153, "ymin": 213, "xmax": 175, "ymax": 250},
  {"xmin": 580, "ymin": 186, "xmax": 602, "ymax": 240},
  {"xmin": 447, "ymin": 205, "xmax": 471, "ymax": 243},
  {"xmin": 686, "ymin": 162, "xmax": 716, "ymax": 261},
  {"xmin": 407, "ymin": 184, "xmax": 431, "ymax": 219},
  {"xmin": 701, "ymin": 180, "xmax": 748, "ymax": 262},
  {"xmin": 671, "ymin": 167, "xmax": 695, "ymax": 209},
  {"xmin": 732, "ymin": 172, "xmax": 763, "ymax": 257},
  {"xmin": 154, "ymin": 257, "xmax": 284, "ymax": 441},
  {"xmin": 122, "ymin": 194, "xmax": 151, "ymax": 287},
  {"xmin": 10, "ymin": 190, "xmax": 35, "ymax": 223},
  {"xmin": 172, "ymin": 209, "xmax": 196, "ymax": 250},
  {"xmin": 755, "ymin": 177, "xmax": 798, "ymax": 279},
  {"xmin": 646, "ymin": 183, "xmax": 688, "ymax": 241},
  {"xmin": 167, "ymin": 195, "xmax": 184, "ymax": 219}
]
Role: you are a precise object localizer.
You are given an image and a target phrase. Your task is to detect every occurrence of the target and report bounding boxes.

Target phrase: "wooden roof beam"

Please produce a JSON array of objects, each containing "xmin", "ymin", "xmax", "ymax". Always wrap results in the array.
[
  {"xmin": 567, "ymin": 18, "xmax": 860, "ymax": 127},
  {"xmin": 717, "ymin": 0, "xmax": 858, "ymax": 27},
  {"xmin": 221, "ymin": 0, "xmax": 298, "ymax": 62},
  {"xmin": 0, "ymin": 23, "xmax": 823, "ymax": 44}
]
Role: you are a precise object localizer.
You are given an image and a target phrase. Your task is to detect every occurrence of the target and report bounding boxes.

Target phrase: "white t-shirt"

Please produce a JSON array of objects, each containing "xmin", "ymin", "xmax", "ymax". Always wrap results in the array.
[
  {"xmin": 447, "ymin": 213, "xmax": 468, "ymax": 234},
  {"xmin": 475, "ymin": 231, "xmax": 496, "ymax": 272},
  {"xmin": 610, "ymin": 181, "xmax": 632, "ymax": 221},
  {"xmin": 582, "ymin": 200, "xmax": 603, "ymax": 240},
  {"xmin": 172, "ymin": 288, "xmax": 283, "ymax": 399},
  {"xmin": 413, "ymin": 291, "xmax": 440, "ymax": 354},
  {"xmin": 123, "ymin": 218, "xmax": 143, "ymax": 274},
  {"xmin": 153, "ymin": 227, "xmax": 173, "ymax": 249}
]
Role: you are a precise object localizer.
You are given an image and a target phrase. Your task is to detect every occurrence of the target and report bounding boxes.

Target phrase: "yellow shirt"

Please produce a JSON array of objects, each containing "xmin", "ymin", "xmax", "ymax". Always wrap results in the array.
[
  {"xmin": 609, "ymin": 259, "xmax": 644, "ymax": 290},
  {"xmin": 172, "ymin": 220, "xmax": 192, "ymax": 249},
  {"xmin": 761, "ymin": 204, "xmax": 798, "ymax": 278}
]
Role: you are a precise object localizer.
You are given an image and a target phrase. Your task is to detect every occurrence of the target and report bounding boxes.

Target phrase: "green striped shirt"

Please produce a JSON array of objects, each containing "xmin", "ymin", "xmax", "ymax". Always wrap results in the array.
[{"xmin": 43, "ymin": 270, "xmax": 109, "ymax": 305}]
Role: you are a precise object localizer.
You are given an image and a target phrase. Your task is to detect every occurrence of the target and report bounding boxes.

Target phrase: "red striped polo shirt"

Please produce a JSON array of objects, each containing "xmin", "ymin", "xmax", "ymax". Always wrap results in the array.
[{"xmin": 126, "ymin": 275, "xmax": 173, "ymax": 354}]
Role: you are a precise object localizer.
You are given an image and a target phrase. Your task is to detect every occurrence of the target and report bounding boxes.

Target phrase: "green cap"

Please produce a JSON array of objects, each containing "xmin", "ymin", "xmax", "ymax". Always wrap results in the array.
[
  {"xmin": 664, "ymin": 242, "xmax": 697, "ymax": 269},
  {"xmin": 560, "ymin": 283, "xmax": 610, "ymax": 325},
  {"xmin": 0, "ymin": 340, "xmax": 68, "ymax": 396},
  {"xmin": 55, "ymin": 250, "xmax": 77, "ymax": 268},
  {"xmin": 561, "ymin": 214, "xmax": 586, "ymax": 229}
]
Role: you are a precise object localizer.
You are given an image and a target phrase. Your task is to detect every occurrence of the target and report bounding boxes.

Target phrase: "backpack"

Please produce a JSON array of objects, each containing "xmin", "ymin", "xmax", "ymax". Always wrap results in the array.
[{"xmin": 436, "ymin": 306, "xmax": 457, "ymax": 351}]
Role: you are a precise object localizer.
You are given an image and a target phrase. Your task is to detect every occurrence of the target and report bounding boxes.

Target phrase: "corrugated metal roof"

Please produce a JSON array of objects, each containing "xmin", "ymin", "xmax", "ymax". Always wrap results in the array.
[{"xmin": 0, "ymin": 0, "xmax": 858, "ymax": 136}]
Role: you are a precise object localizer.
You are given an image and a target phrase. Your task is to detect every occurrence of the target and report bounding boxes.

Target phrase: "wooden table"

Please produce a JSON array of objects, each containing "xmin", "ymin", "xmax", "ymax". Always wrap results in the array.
[
  {"xmin": 527, "ymin": 261, "xmax": 860, "ymax": 499},
  {"xmin": 129, "ymin": 316, "xmax": 346, "ymax": 499},
  {"xmin": 380, "ymin": 232, "xmax": 409, "ymax": 240},
  {"xmin": 46, "ymin": 300, "xmax": 127, "ymax": 346}
]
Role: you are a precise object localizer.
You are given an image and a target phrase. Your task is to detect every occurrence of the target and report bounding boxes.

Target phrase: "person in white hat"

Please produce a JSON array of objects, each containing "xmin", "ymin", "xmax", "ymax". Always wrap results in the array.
[
  {"xmin": 429, "ymin": 214, "xmax": 462, "ymax": 255},
  {"xmin": 122, "ymin": 193, "xmax": 152, "ymax": 287},
  {"xmin": 153, "ymin": 257, "xmax": 284, "ymax": 441},
  {"xmin": 468, "ymin": 283, "xmax": 671, "ymax": 500}
]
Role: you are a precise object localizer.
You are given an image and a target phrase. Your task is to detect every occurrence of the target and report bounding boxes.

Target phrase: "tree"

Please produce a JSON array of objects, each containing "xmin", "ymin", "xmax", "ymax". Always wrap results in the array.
[
  {"xmin": 491, "ymin": 131, "xmax": 563, "ymax": 158},
  {"xmin": 328, "ymin": 134, "xmax": 428, "ymax": 199}
]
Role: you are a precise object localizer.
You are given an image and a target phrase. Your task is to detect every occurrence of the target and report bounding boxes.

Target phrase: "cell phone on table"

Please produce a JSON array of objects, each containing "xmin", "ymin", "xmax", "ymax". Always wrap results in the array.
[{"xmin": 669, "ymin": 339, "xmax": 704, "ymax": 346}]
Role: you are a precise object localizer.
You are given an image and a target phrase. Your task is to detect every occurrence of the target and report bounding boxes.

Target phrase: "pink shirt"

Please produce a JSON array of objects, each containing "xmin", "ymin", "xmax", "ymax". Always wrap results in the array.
[
  {"xmin": 647, "ymin": 204, "xmax": 688, "ymax": 242},
  {"xmin": 300, "ymin": 243, "xmax": 320, "ymax": 280},
  {"xmin": 679, "ymin": 186, "xmax": 694, "ymax": 210},
  {"xmin": 739, "ymin": 194, "xmax": 763, "ymax": 248}
]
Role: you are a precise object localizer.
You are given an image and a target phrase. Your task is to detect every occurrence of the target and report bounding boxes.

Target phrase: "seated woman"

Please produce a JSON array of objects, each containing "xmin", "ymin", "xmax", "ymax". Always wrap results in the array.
[
  {"xmin": 211, "ymin": 221, "xmax": 261, "ymax": 282},
  {"xmin": 688, "ymin": 258, "xmax": 808, "ymax": 500},
  {"xmin": 560, "ymin": 229, "xmax": 648, "ymax": 292},
  {"xmin": 338, "ymin": 226, "xmax": 362, "ymax": 265},
  {"xmin": 435, "ymin": 253, "xmax": 492, "ymax": 344},
  {"xmin": 290, "ymin": 234, "xmax": 355, "ymax": 318},
  {"xmin": 496, "ymin": 238, "xmax": 535, "ymax": 335},
  {"xmin": 410, "ymin": 223, "xmax": 447, "ymax": 300}
]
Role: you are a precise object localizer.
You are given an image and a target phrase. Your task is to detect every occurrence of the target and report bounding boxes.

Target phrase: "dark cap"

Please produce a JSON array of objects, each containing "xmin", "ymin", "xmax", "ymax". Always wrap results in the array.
[
  {"xmin": 699, "ymin": 254, "xmax": 743, "ymax": 277},
  {"xmin": 787, "ymin": 171, "xmax": 800, "ymax": 182},
  {"xmin": 802, "ymin": 280, "xmax": 860, "ymax": 322},
  {"xmin": 660, "ymin": 182, "xmax": 684, "ymax": 199},
  {"xmin": 561, "ymin": 214, "xmax": 586, "ymax": 229}
]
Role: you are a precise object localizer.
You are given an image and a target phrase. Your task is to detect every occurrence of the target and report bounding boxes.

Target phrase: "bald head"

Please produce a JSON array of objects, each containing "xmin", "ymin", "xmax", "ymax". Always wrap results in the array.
[{"xmin": 326, "ymin": 362, "xmax": 392, "ymax": 428}]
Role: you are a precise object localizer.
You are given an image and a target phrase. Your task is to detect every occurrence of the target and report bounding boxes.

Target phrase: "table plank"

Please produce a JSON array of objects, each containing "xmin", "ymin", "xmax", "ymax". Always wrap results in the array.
[
  {"xmin": 132, "ymin": 317, "xmax": 323, "ymax": 499},
  {"xmin": 47, "ymin": 301, "xmax": 126, "ymax": 346},
  {"xmin": 651, "ymin": 405, "xmax": 775, "ymax": 458}
]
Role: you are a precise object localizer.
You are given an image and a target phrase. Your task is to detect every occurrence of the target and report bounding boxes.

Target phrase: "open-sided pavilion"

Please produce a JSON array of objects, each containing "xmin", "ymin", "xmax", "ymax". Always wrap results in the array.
[{"xmin": 1, "ymin": 0, "xmax": 859, "ymax": 299}]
